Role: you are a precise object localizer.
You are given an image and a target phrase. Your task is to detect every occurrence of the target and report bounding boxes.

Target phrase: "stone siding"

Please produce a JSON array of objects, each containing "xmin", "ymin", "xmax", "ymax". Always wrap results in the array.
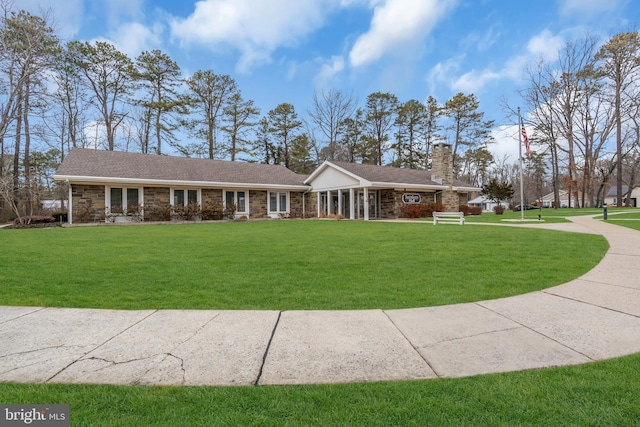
[
  {"xmin": 380, "ymin": 190, "xmax": 396, "ymax": 218},
  {"xmin": 143, "ymin": 187, "xmax": 170, "ymax": 207},
  {"xmin": 249, "ymin": 190, "xmax": 267, "ymax": 218},
  {"xmin": 202, "ymin": 188, "xmax": 222, "ymax": 205},
  {"xmin": 291, "ymin": 191, "xmax": 317, "ymax": 218},
  {"xmin": 72, "ymin": 184, "xmax": 105, "ymax": 223}
]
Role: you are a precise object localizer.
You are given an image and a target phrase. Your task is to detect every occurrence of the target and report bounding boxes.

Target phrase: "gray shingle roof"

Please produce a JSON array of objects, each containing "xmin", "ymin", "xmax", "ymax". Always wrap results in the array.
[
  {"xmin": 55, "ymin": 148, "xmax": 308, "ymax": 187},
  {"xmin": 329, "ymin": 161, "xmax": 472, "ymax": 187}
]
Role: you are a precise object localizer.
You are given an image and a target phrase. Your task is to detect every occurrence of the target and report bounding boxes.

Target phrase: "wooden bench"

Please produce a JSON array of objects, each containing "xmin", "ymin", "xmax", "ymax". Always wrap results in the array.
[{"xmin": 433, "ymin": 211, "xmax": 465, "ymax": 225}]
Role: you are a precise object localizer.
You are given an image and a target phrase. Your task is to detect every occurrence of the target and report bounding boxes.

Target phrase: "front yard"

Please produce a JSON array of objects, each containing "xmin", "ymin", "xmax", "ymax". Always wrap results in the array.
[{"xmin": 0, "ymin": 220, "xmax": 608, "ymax": 310}]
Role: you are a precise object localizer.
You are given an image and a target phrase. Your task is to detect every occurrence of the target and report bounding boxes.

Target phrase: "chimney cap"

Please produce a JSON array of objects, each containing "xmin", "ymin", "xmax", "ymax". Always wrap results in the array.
[{"xmin": 434, "ymin": 142, "xmax": 452, "ymax": 149}]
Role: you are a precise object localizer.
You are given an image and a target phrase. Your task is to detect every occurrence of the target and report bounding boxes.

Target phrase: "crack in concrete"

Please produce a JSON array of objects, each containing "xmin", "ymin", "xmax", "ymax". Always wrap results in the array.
[
  {"xmin": 45, "ymin": 310, "xmax": 159, "ymax": 382},
  {"xmin": 420, "ymin": 324, "xmax": 523, "ymax": 348},
  {"xmin": 253, "ymin": 311, "xmax": 282, "ymax": 386},
  {"xmin": 0, "ymin": 344, "xmax": 84, "ymax": 359},
  {"xmin": 172, "ymin": 312, "xmax": 221, "ymax": 349},
  {"xmin": 0, "ymin": 307, "xmax": 46, "ymax": 325}
]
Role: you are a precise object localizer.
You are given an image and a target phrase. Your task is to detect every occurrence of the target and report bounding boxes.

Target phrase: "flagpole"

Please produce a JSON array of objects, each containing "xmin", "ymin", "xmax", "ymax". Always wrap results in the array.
[{"xmin": 518, "ymin": 107, "xmax": 524, "ymax": 222}]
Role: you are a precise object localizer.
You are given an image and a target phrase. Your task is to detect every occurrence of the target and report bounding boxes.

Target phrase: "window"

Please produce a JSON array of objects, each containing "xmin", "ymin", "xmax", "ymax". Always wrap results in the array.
[
  {"xmin": 269, "ymin": 191, "xmax": 288, "ymax": 213},
  {"xmin": 106, "ymin": 186, "xmax": 142, "ymax": 214},
  {"xmin": 110, "ymin": 188, "xmax": 123, "ymax": 212},
  {"xmin": 172, "ymin": 189, "xmax": 200, "ymax": 206},
  {"xmin": 225, "ymin": 190, "xmax": 247, "ymax": 214}
]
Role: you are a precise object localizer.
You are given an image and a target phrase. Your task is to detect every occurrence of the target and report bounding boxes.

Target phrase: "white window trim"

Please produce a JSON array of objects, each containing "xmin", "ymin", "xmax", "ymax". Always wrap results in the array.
[
  {"xmin": 105, "ymin": 186, "xmax": 143, "ymax": 213},
  {"xmin": 224, "ymin": 190, "xmax": 249, "ymax": 215},
  {"xmin": 268, "ymin": 191, "xmax": 290, "ymax": 214},
  {"xmin": 170, "ymin": 188, "xmax": 201, "ymax": 206}
]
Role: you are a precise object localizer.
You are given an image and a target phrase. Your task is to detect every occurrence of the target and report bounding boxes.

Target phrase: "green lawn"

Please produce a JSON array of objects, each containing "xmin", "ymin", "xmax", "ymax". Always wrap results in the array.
[
  {"xmin": 0, "ymin": 220, "xmax": 608, "ymax": 310},
  {"xmin": 2, "ymin": 218, "xmax": 634, "ymax": 426},
  {"xmin": 464, "ymin": 207, "xmax": 606, "ymax": 223},
  {"xmin": 1, "ymin": 353, "xmax": 639, "ymax": 426},
  {"xmin": 600, "ymin": 208, "xmax": 640, "ymax": 231}
]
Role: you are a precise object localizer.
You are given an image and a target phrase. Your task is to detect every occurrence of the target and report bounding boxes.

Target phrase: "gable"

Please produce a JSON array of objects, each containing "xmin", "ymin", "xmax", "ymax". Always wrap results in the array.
[{"xmin": 306, "ymin": 165, "xmax": 362, "ymax": 191}]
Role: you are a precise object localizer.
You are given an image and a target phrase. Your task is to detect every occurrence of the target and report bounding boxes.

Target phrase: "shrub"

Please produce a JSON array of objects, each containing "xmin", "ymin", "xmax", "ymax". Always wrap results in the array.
[
  {"xmin": 145, "ymin": 203, "xmax": 172, "ymax": 222},
  {"xmin": 460, "ymin": 205, "xmax": 482, "ymax": 216},
  {"xmin": 125, "ymin": 204, "xmax": 143, "ymax": 222},
  {"xmin": 399, "ymin": 203, "xmax": 445, "ymax": 218},
  {"xmin": 13, "ymin": 215, "xmax": 54, "ymax": 225},
  {"xmin": 201, "ymin": 201, "xmax": 224, "ymax": 220},
  {"xmin": 494, "ymin": 205, "xmax": 505, "ymax": 215},
  {"xmin": 172, "ymin": 203, "xmax": 200, "ymax": 221},
  {"xmin": 75, "ymin": 202, "xmax": 95, "ymax": 223},
  {"xmin": 224, "ymin": 203, "xmax": 237, "ymax": 219}
]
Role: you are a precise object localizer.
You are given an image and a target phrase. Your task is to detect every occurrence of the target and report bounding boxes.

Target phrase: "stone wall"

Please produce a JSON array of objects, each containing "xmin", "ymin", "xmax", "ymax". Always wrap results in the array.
[
  {"xmin": 249, "ymin": 190, "xmax": 267, "ymax": 218},
  {"xmin": 143, "ymin": 187, "xmax": 170, "ymax": 207},
  {"xmin": 291, "ymin": 191, "xmax": 317, "ymax": 218},
  {"xmin": 383, "ymin": 190, "xmax": 438, "ymax": 218},
  {"xmin": 441, "ymin": 189, "xmax": 462, "ymax": 212},
  {"xmin": 202, "ymin": 188, "xmax": 222, "ymax": 205},
  {"xmin": 71, "ymin": 184, "xmax": 105, "ymax": 223},
  {"xmin": 380, "ymin": 190, "xmax": 396, "ymax": 218}
]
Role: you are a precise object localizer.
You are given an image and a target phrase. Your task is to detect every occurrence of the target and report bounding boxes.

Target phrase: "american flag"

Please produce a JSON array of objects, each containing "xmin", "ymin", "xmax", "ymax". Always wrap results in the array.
[{"xmin": 521, "ymin": 118, "xmax": 533, "ymax": 157}]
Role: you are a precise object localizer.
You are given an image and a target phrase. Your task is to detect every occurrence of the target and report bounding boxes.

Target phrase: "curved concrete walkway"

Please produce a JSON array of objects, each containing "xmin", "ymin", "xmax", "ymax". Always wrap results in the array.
[{"xmin": 1, "ymin": 216, "xmax": 639, "ymax": 386}]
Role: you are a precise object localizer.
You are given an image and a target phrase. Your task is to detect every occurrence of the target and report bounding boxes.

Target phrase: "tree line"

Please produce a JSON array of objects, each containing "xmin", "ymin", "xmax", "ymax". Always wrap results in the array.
[
  {"xmin": 520, "ymin": 32, "xmax": 640, "ymax": 208},
  {"xmin": 1, "ymin": 5, "xmax": 639, "ymax": 219}
]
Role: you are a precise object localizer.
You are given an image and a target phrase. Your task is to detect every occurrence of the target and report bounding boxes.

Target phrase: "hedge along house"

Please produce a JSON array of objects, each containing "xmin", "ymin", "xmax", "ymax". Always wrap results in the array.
[
  {"xmin": 304, "ymin": 143, "xmax": 479, "ymax": 220},
  {"xmin": 54, "ymin": 148, "xmax": 315, "ymax": 224}
]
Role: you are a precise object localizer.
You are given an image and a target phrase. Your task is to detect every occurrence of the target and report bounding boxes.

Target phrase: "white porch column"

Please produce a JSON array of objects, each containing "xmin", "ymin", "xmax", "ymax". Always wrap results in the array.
[
  {"xmin": 68, "ymin": 184, "xmax": 73, "ymax": 224},
  {"xmin": 363, "ymin": 187, "xmax": 369, "ymax": 221},
  {"xmin": 338, "ymin": 189, "xmax": 343, "ymax": 217},
  {"xmin": 317, "ymin": 192, "xmax": 321, "ymax": 218},
  {"xmin": 349, "ymin": 188, "xmax": 355, "ymax": 220}
]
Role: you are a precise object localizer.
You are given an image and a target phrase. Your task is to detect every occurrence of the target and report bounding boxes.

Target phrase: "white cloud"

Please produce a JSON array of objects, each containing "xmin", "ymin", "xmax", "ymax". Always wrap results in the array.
[
  {"xmin": 526, "ymin": 29, "xmax": 564, "ymax": 62},
  {"xmin": 349, "ymin": 0, "xmax": 458, "ymax": 67},
  {"xmin": 17, "ymin": 0, "xmax": 84, "ymax": 39},
  {"xmin": 490, "ymin": 124, "xmax": 520, "ymax": 163},
  {"xmin": 170, "ymin": 0, "xmax": 342, "ymax": 73},
  {"xmin": 450, "ymin": 29, "xmax": 565, "ymax": 93},
  {"xmin": 107, "ymin": 22, "xmax": 164, "ymax": 59},
  {"xmin": 102, "ymin": 0, "xmax": 145, "ymax": 27},
  {"xmin": 314, "ymin": 55, "xmax": 346, "ymax": 87},
  {"xmin": 426, "ymin": 56, "xmax": 462, "ymax": 95}
]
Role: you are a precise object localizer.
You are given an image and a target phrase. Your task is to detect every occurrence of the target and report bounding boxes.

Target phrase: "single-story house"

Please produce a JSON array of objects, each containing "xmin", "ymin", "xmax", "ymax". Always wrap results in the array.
[
  {"xmin": 605, "ymin": 185, "xmax": 640, "ymax": 207},
  {"xmin": 53, "ymin": 143, "xmax": 479, "ymax": 224},
  {"xmin": 53, "ymin": 148, "xmax": 315, "ymax": 223},
  {"xmin": 467, "ymin": 195, "xmax": 508, "ymax": 212},
  {"xmin": 536, "ymin": 190, "xmax": 569, "ymax": 208}
]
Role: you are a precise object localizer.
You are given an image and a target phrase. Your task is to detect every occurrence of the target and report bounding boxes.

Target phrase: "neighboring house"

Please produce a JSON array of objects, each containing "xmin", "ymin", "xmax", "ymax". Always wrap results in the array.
[
  {"xmin": 537, "ymin": 190, "xmax": 570, "ymax": 208},
  {"xmin": 40, "ymin": 199, "xmax": 62, "ymax": 210},
  {"xmin": 536, "ymin": 190, "xmax": 588, "ymax": 208},
  {"xmin": 605, "ymin": 185, "xmax": 640, "ymax": 207},
  {"xmin": 467, "ymin": 195, "xmax": 508, "ymax": 212},
  {"xmin": 54, "ymin": 143, "xmax": 479, "ymax": 224}
]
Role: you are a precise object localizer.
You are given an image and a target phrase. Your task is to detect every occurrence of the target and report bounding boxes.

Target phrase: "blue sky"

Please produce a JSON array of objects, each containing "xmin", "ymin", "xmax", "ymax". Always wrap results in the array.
[{"xmin": 20, "ymin": 0, "xmax": 640, "ymax": 161}]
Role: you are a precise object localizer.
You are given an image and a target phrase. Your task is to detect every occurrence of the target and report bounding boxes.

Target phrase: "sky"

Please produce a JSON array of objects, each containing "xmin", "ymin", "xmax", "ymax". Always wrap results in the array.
[{"xmin": 18, "ymin": 0, "xmax": 640, "ymax": 162}]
